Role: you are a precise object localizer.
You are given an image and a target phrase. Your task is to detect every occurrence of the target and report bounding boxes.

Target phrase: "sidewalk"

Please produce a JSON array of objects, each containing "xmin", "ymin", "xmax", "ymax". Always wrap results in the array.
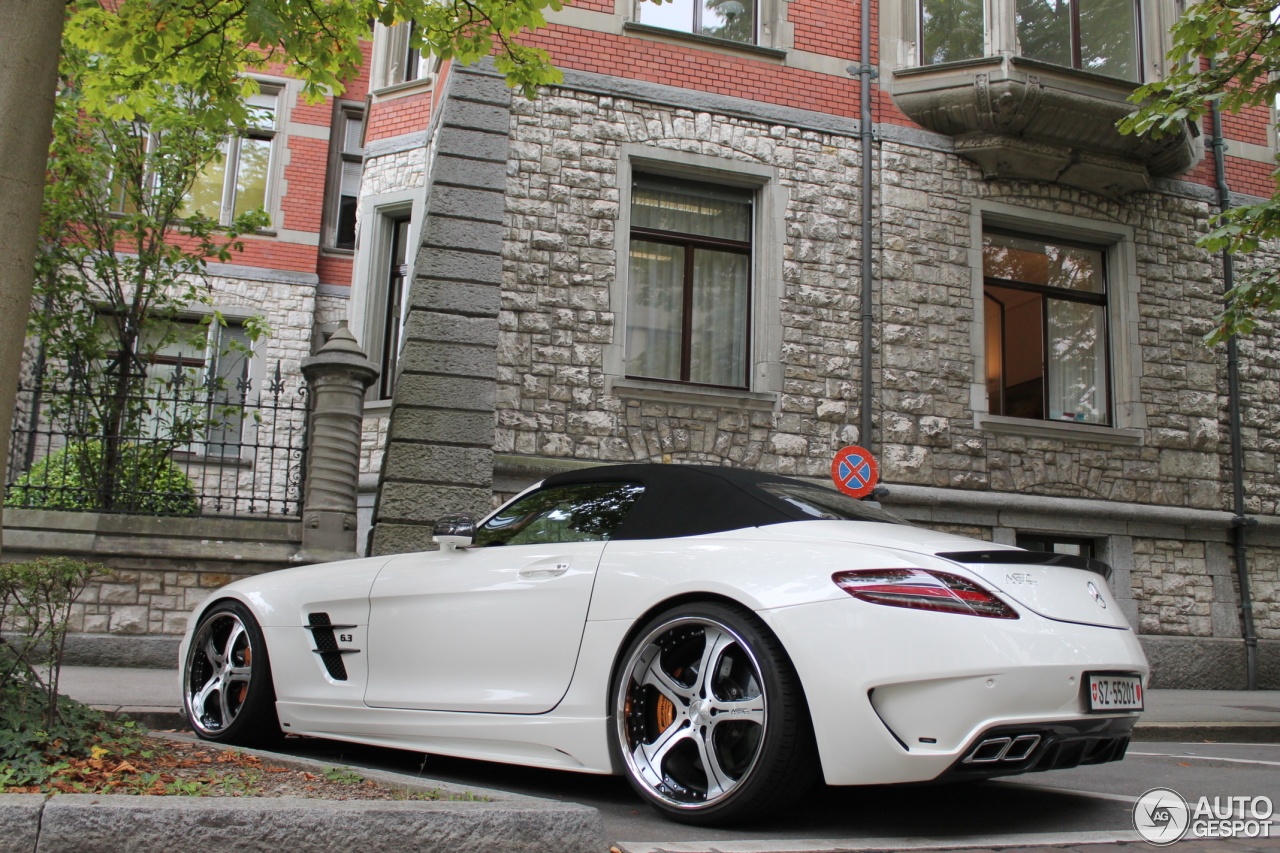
[{"xmin": 56, "ymin": 666, "xmax": 1280, "ymax": 741}]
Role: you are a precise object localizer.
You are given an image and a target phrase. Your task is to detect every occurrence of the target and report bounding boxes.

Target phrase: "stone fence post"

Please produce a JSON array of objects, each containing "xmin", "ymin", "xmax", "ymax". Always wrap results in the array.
[{"xmin": 293, "ymin": 323, "xmax": 378, "ymax": 564}]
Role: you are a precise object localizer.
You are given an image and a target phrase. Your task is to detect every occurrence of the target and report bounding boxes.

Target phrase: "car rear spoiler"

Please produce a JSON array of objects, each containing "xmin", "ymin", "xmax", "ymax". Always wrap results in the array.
[{"xmin": 937, "ymin": 550, "xmax": 1112, "ymax": 581}]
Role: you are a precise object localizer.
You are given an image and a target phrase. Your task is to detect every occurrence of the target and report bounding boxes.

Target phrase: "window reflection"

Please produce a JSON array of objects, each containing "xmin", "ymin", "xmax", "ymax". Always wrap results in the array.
[{"xmin": 475, "ymin": 483, "xmax": 646, "ymax": 547}]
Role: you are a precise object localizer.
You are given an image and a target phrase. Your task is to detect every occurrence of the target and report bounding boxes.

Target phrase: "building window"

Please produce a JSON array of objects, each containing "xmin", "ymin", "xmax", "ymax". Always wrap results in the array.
[
  {"xmin": 1015, "ymin": 533, "xmax": 1097, "ymax": 558},
  {"xmin": 626, "ymin": 177, "xmax": 752, "ymax": 389},
  {"xmin": 920, "ymin": 0, "xmax": 985, "ymax": 65},
  {"xmin": 983, "ymin": 230, "xmax": 1110, "ymax": 425},
  {"xmin": 134, "ymin": 318, "xmax": 252, "ymax": 455},
  {"xmin": 379, "ymin": 21, "xmax": 429, "ymax": 88},
  {"xmin": 636, "ymin": 0, "xmax": 757, "ymax": 44},
  {"xmin": 1015, "ymin": 0, "xmax": 1140, "ymax": 80},
  {"xmin": 916, "ymin": 0, "xmax": 1140, "ymax": 80},
  {"xmin": 328, "ymin": 106, "xmax": 364, "ymax": 250},
  {"xmin": 375, "ymin": 216, "xmax": 412, "ymax": 400},
  {"xmin": 184, "ymin": 87, "xmax": 279, "ymax": 225}
]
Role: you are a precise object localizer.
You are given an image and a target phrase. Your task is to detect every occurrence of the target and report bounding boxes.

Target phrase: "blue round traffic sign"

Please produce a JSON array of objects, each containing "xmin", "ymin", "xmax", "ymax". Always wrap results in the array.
[{"xmin": 831, "ymin": 445, "xmax": 879, "ymax": 499}]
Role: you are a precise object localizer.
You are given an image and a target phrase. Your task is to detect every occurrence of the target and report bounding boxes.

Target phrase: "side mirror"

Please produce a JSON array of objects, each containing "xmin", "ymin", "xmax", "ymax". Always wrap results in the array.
[{"xmin": 433, "ymin": 513, "xmax": 478, "ymax": 549}]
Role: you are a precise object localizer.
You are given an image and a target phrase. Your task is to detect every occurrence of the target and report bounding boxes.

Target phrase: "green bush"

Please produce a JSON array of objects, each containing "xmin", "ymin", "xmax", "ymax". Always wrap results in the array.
[
  {"xmin": 5, "ymin": 440, "xmax": 199, "ymax": 515},
  {"xmin": 0, "ymin": 557, "xmax": 123, "ymax": 788}
]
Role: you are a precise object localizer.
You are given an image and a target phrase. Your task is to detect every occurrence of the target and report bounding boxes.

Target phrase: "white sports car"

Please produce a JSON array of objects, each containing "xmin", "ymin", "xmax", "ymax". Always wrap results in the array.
[{"xmin": 180, "ymin": 464, "xmax": 1148, "ymax": 824}]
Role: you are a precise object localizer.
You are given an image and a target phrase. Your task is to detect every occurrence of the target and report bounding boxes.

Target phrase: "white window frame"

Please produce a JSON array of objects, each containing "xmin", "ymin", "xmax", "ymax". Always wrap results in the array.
[
  {"xmin": 192, "ymin": 83, "xmax": 285, "ymax": 228},
  {"xmin": 606, "ymin": 144, "xmax": 784, "ymax": 409},
  {"xmin": 370, "ymin": 21, "xmax": 439, "ymax": 93},
  {"xmin": 967, "ymin": 200, "xmax": 1146, "ymax": 444},
  {"xmin": 348, "ymin": 193, "xmax": 425, "ymax": 408}
]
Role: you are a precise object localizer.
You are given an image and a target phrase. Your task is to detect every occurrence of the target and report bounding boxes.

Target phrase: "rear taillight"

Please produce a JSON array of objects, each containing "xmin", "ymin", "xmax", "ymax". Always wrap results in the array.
[{"xmin": 832, "ymin": 569, "xmax": 1019, "ymax": 619}]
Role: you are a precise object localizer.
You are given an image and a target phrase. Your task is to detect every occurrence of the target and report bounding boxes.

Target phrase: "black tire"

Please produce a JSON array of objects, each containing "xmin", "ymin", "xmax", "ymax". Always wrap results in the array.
[
  {"xmin": 183, "ymin": 599, "xmax": 282, "ymax": 748},
  {"xmin": 611, "ymin": 601, "xmax": 819, "ymax": 826}
]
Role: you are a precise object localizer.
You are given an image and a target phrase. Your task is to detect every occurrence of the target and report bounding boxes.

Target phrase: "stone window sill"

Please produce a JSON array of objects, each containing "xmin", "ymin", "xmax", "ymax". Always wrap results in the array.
[
  {"xmin": 608, "ymin": 376, "xmax": 778, "ymax": 410},
  {"xmin": 974, "ymin": 412, "xmax": 1143, "ymax": 445},
  {"xmin": 621, "ymin": 22, "xmax": 788, "ymax": 61},
  {"xmin": 370, "ymin": 78, "xmax": 434, "ymax": 103},
  {"xmin": 363, "ymin": 399, "xmax": 393, "ymax": 416}
]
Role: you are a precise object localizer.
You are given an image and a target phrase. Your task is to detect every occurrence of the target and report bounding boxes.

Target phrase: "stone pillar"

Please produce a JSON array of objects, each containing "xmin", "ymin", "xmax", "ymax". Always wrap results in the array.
[
  {"xmin": 368, "ymin": 62, "xmax": 511, "ymax": 556},
  {"xmin": 294, "ymin": 323, "xmax": 378, "ymax": 563}
]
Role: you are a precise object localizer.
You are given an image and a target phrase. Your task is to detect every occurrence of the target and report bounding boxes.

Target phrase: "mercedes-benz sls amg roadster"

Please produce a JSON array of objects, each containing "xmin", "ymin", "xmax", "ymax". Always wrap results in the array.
[{"xmin": 180, "ymin": 463, "xmax": 1147, "ymax": 824}]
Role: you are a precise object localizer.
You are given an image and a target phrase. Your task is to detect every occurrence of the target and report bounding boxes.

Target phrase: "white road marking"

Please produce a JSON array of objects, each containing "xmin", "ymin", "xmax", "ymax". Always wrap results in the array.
[
  {"xmin": 613, "ymin": 830, "xmax": 1142, "ymax": 853},
  {"xmin": 1128, "ymin": 751, "xmax": 1280, "ymax": 767}
]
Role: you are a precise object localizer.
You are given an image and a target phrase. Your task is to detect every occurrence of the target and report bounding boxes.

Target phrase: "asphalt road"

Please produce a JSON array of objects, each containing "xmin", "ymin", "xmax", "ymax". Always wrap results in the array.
[{"xmin": 272, "ymin": 736, "xmax": 1280, "ymax": 851}]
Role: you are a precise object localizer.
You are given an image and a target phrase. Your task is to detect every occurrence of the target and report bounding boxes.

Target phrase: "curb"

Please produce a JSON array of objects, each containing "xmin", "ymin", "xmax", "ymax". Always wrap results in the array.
[
  {"xmin": 1, "ymin": 734, "xmax": 605, "ymax": 853},
  {"xmin": 1132, "ymin": 721, "xmax": 1280, "ymax": 743},
  {"xmin": 97, "ymin": 706, "xmax": 187, "ymax": 731}
]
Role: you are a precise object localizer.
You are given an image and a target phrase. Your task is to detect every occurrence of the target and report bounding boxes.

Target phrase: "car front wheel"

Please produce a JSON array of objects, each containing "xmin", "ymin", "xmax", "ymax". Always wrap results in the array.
[
  {"xmin": 613, "ymin": 601, "xmax": 818, "ymax": 825},
  {"xmin": 183, "ymin": 600, "xmax": 282, "ymax": 747}
]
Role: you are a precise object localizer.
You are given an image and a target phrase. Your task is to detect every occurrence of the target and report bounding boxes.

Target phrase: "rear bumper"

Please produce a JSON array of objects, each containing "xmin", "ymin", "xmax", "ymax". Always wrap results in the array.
[{"xmin": 759, "ymin": 597, "xmax": 1148, "ymax": 786}]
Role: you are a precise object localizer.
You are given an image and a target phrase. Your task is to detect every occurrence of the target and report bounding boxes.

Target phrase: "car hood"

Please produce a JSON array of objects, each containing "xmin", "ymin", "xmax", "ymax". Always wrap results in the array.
[{"xmin": 764, "ymin": 520, "xmax": 1129, "ymax": 629}]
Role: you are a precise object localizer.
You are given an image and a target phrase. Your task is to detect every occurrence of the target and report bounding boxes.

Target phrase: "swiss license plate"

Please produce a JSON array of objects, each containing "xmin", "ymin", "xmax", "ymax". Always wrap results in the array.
[{"xmin": 1088, "ymin": 673, "xmax": 1144, "ymax": 711}]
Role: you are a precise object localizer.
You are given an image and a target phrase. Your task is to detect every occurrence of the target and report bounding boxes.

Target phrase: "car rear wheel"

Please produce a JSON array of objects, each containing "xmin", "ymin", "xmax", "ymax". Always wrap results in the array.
[
  {"xmin": 613, "ymin": 601, "xmax": 818, "ymax": 825},
  {"xmin": 183, "ymin": 600, "xmax": 282, "ymax": 747}
]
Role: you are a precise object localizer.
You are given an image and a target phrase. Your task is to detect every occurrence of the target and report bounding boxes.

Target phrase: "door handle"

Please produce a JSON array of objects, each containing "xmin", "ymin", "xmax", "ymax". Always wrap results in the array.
[{"xmin": 518, "ymin": 561, "xmax": 570, "ymax": 579}]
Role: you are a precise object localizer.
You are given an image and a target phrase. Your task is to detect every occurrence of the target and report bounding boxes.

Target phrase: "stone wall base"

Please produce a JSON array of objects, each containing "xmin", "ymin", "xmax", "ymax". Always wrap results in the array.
[
  {"xmin": 3, "ymin": 509, "xmax": 301, "ymax": 639},
  {"xmin": 61, "ymin": 634, "xmax": 182, "ymax": 669},
  {"xmin": 1139, "ymin": 635, "xmax": 1280, "ymax": 689}
]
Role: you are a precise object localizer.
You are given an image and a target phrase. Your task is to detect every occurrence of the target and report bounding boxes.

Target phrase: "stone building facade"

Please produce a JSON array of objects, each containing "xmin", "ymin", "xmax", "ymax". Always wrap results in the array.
[{"xmin": 13, "ymin": 2, "xmax": 1280, "ymax": 684}]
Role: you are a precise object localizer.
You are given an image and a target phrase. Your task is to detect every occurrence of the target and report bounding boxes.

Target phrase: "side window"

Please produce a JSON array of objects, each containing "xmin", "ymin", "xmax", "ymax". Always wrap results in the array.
[{"xmin": 474, "ymin": 483, "xmax": 645, "ymax": 547}]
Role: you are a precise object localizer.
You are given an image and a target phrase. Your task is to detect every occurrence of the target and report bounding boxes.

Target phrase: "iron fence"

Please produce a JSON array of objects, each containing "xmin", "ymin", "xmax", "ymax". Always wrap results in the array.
[{"xmin": 5, "ymin": 360, "xmax": 309, "ymax": 518}]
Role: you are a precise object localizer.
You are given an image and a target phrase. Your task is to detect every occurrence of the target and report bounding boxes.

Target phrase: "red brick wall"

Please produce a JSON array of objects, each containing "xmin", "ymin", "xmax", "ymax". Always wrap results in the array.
[
  {"xmin": 367, "ymin": 90, "xmax": 435, "ymax": 141},
  {"xmin": 318, "ymin": 255, "xmax": 354, "ymax": 288}
]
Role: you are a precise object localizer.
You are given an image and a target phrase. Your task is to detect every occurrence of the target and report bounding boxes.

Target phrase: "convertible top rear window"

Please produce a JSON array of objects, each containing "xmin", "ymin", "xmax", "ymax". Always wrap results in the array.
[{"xmin": 757, "ymin": 483, "xmax": 911, "ymax": 526}]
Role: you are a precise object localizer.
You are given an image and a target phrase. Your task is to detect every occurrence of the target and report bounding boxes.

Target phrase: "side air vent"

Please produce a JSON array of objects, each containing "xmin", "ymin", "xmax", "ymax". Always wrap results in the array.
[{"xmin": 306, "ymin": 612, "xmax": 358, "ymax": 681}]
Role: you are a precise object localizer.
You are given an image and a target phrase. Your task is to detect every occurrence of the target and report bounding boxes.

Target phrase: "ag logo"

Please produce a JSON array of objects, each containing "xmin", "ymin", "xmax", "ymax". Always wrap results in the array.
[{"xmin": 1134, "ymin": 787, "xmax": 1190, "ymax": 845}]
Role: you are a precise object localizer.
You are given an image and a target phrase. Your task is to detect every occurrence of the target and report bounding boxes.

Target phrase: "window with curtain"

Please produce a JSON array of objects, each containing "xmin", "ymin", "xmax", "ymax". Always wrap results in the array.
[
  {"xmin": 636, "ymin": 0, "xmax": 757, "ymax": 44},
  {"xmin": 626, "ymin": 177, "xmax": 752, "ymax": 390},
  {"xmin": 1015, "ymin": 0, "xmax": 1140, "ymax": 81},
  {"xmin": 983, "ymin": 230, "xmax": 1110, "ymax": 425},
  {"xmin": 183, "ymin": 87, "xmax": 279, "ymax": 226}
]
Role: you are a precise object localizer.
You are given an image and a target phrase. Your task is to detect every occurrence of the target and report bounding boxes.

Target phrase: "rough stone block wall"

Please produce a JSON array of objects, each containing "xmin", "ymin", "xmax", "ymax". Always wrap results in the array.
[
  {"xmin": 1248, "ymin": 545, "xmax": 1280, "ymax": 639},
  {"xmin": 499, "ymin": 89, "xmax": 865, "ymax": 477},
  {"xmin": 1131, "ymin": 538, "xmax": 1215, "ymax": 636},
  {"xmin": 494, "ymin": 87, "xmax": 1280, "ymax": 510},
  {"xmin": 69, "ymin": 567, "xmax": 260, "ymax": 637}
]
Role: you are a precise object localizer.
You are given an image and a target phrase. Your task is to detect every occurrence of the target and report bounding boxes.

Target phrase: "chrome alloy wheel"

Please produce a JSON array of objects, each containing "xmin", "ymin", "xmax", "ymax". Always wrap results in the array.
[
  {"xmin": 184, "ymin": 611, "xmax": 255, "ymax": 737},
  {"xmin": 617, "ymin": 617, "xmax": 768, "ymax": 809}
]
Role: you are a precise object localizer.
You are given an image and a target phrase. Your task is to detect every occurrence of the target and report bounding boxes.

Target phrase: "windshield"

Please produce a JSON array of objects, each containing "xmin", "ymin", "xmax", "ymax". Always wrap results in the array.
[{"xmin": 757, "ymin": 482, "xmax": 912, "ymax": 526}]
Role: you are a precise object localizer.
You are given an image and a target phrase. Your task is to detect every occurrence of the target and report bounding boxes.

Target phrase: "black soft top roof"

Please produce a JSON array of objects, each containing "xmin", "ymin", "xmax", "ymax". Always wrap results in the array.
[{"xmin": 540, "ymin": 463, "xmax": 843, "ymax": 540}]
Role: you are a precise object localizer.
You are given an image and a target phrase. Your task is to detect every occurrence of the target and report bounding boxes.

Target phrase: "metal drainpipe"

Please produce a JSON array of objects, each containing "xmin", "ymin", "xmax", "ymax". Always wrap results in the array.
[
  {"xmin": 847, "ymin": 0, "xmax": 876, "ymax": 452},
  {"xmin": 1208, "ymin": 75, "xmax": 1259, "ymax": 690}
]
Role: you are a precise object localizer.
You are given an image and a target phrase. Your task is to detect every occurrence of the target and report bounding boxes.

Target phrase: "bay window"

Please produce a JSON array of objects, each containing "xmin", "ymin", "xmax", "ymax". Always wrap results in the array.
[{"xmin": 915, "ymin": 0, "xmax": 1141, "ymax": 81}]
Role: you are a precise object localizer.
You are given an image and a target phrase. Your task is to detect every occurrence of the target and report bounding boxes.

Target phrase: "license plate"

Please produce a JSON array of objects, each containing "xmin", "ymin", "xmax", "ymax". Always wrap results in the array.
[{"xmin": 1088, "ymin": 673, "xmax": 1144, "ymax": 711}]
